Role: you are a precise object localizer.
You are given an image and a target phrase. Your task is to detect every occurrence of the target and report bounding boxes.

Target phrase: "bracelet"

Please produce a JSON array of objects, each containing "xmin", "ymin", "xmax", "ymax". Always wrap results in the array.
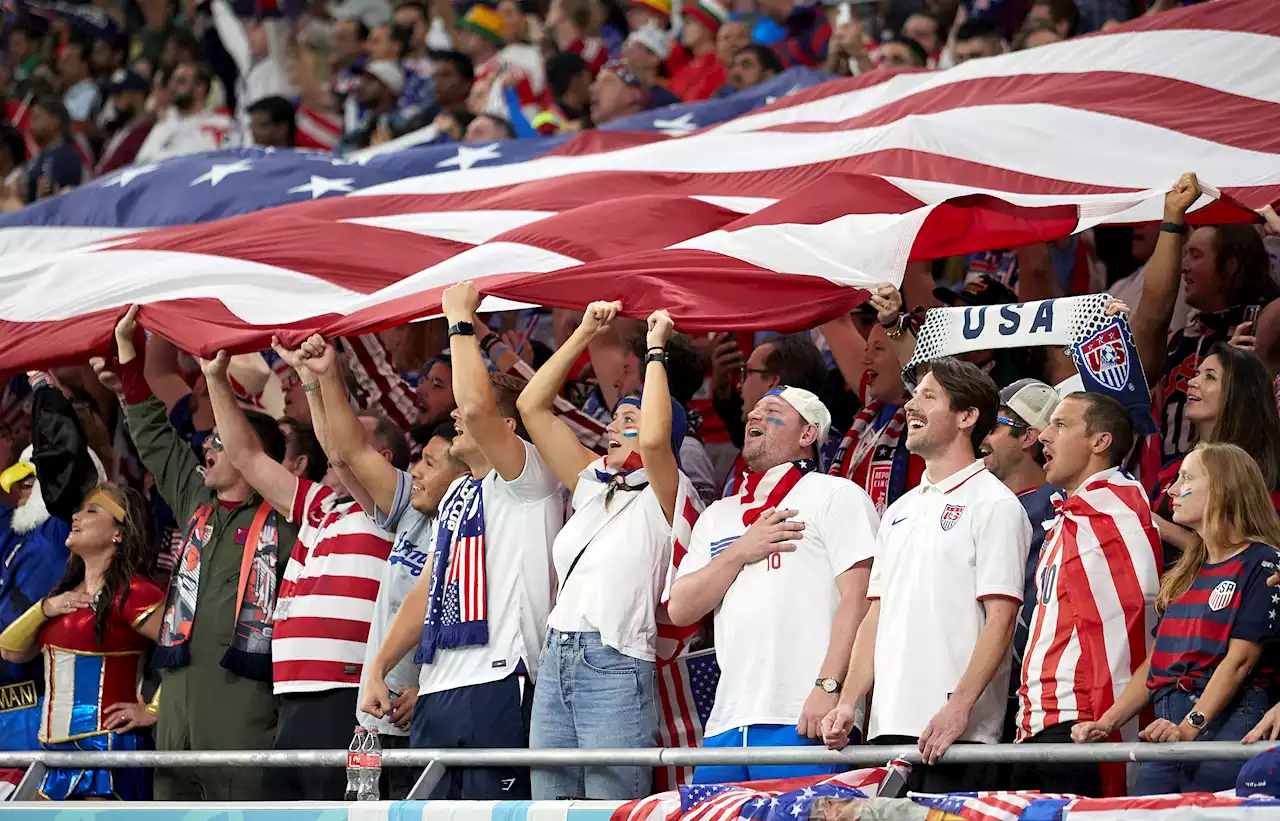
[
  {"xmin": 301, "ymin": 381, "xmax": 320, "ymax": 393},
  {"xmin": 884, "ymin": 313, "xmax": 910, "ymax": 340},
  {"xmin": 878, "ymin": 311, "xmax": 903, "ymax": 330},
  {"xmin": 647, "ymin": 346, "xmax": 666, "ymax": 353},
  {"xmin": 480, "ymin": 333, "xmax": 501, "ymax": 353}
]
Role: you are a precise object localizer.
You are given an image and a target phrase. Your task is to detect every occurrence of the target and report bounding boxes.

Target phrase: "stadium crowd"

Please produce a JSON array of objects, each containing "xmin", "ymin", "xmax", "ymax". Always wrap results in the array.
[{"xmin": 3, "ymin": 0, "xmax": 1280, "ymax": 807}]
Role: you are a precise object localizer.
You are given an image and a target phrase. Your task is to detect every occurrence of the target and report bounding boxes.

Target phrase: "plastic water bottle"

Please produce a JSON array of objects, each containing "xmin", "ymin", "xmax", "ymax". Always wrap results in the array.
[
  {"xmin": 358, "ymin": 729, "xmax": 382, "ymax": 801},
  {"xmin": 346, "ymin": 727, "xmax": 366, "ymax": 801}
]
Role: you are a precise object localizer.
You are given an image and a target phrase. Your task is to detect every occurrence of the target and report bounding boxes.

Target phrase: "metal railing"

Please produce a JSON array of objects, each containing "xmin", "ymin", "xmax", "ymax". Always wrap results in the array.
[
  {"xmin": 4, "ymin": 743, "xmax": 1274, "ymax": 802},
  {"xmin": 0, "ymin": 741, "xmax": 1273, "ymax": 769}
]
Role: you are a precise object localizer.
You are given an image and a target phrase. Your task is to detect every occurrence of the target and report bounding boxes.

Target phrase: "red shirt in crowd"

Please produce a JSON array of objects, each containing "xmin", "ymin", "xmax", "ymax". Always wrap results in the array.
[{"xmin": 670, "ymin": 52, "xmax": 725, "ymax": 103}]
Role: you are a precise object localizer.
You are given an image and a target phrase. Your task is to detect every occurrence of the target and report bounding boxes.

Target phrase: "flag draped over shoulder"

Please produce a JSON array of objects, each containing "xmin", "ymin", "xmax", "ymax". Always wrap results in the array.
[{"xmin": 1, "ymin": 0, "xmax": 1279, "ymax": 373}]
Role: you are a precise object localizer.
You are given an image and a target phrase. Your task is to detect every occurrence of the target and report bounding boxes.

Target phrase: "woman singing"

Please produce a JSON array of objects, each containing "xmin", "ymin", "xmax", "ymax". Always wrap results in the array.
[
  {"xmin": 1072, "ymin": 442, "xmax": 1280, "ymax": 794},
  {"xmin": 516, "ymin": 303, "xmax": 698, "ymax": 800},
  {"xmin": 0, "ymin": 482, "xmax": 165, "ymax": 800}
]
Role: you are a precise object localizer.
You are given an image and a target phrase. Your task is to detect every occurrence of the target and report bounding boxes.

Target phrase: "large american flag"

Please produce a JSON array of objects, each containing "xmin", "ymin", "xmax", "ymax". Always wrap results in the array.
[
  {"xmin": 1, "ymin": 0, "xmax": 1278, "ymax": 373},
  {"xmin": 613, "ymin": 764, "xmax": 908, "ymax": 821},
  {"xmin": 911, "ymin": 790, "xmax": 1075, "ymax": 821}
]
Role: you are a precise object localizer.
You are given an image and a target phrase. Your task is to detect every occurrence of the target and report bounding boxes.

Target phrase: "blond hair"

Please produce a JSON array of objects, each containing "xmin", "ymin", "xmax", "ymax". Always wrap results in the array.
[{"xmin": 1155, "ymin": 442, "xmax": 1280, "ymax": 614}]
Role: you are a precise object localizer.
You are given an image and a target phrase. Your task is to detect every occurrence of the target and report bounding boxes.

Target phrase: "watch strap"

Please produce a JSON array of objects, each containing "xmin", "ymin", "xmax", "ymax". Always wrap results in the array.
[
  {"xmin": 448, "ymin": 321, "xmax": 476, "ymax": 337},
  {"xmin": 1160, "ymin": 221, "xmax": 1189, "ymax": 235},
  {"xmin": 645, "ymin": 351, "xmax": 668, "ymax": 366}
]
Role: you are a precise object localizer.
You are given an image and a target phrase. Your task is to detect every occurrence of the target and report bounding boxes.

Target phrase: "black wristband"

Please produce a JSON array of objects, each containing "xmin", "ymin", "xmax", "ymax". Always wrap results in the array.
[
  {"xmin": 646, "ymin": 346, "xmax": 666, "ymax": 354},
  {"xmin": 480, "ymin": 332, "xmax": 501, "ymax": 352},
  {"xmin": 448, "ymin": 321, "xmax": 475, "ymax": 338},
  {"xmin": 879, "ymin": 311, "xmax": 903, "ymax": 329},
  {"xmin": 1160, "ymin": 221, "xmax": 1188, "ymax": 235},
  {"xmin": 645, "ymin": 351, "xmax": 668, "ymax": 367}
]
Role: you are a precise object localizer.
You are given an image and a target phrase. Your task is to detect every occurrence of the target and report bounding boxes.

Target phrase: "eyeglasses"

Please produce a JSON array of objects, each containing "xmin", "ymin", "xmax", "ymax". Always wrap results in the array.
[
  {"xmin": 739, "ymin": 366, "xmax": 770, "ymax": 380},
  {"xmin": 204, "ymin": 433, "xmax": 224, "ymax": 452},
  {"xmin": 996, "ymin": 415, "xmax": 1028, "ymax": 432}
]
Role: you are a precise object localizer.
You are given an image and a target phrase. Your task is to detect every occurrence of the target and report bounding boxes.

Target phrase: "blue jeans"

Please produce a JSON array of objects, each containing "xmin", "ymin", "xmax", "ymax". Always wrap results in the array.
[
  {"xmin": 694, "ymin": 724, "xmax": 853, "ymax": 785},
  {"xmin": 529, "ymin": 630, "xmax": 659, "ymax": 800},
  {"xmin": 1134, "ymin": 686, "xmax": 1269, "ymax": 795}
]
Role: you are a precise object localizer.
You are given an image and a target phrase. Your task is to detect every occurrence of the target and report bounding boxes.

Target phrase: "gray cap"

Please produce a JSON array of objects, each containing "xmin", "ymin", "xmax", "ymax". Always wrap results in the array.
[{"xmin": 999, "ymin": 378, "xmax": 1060, "ymax": 430}]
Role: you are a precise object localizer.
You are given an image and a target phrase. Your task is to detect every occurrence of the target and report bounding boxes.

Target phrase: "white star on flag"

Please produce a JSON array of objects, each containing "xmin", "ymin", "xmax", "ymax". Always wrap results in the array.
[
  {"xmin": 435, "ymin": 143, "xmax": 503, "ymax": 171},
  {"xmin": 653, "ymin": 112, "xmax": 697, "ymax": 136},
  {"xmin": 103, "ymin": 164, "xmax": 158, "ymax": 188},
  {"xmin": 189, "ymin": 159, "xmax": 254, "ymax": 187},
  {"xmin": 287, "ymin": 176, "xmax": 357, "ymax": 199},
  {"xmin": 330, "ymin": 154, "xmax": 375, "ymax": 167}
]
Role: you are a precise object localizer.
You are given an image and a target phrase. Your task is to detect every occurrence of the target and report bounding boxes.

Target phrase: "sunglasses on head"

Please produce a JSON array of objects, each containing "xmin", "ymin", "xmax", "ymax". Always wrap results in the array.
[
  {"xmin": 996, "ymin": 415, "xmax": 1028, "ymax": 431},
  {"xmin": 204, "ymin": 433, "xmax": 224, "ymax": 452}
]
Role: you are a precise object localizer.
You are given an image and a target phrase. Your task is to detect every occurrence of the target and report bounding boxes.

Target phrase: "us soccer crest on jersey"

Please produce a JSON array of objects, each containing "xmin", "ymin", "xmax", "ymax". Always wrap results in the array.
[{"xmin": 940, "ymin": 504, "xmax": 965, "ymax": 532}]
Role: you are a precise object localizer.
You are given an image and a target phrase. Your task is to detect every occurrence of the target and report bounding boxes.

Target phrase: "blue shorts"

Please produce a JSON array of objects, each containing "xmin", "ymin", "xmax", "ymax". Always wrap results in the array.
[
  {"xmin": 693, "ymin": 724, "xmax": 855, "ymax": 785},
  {"xmin": 410, "ymin": 672, "xmax": 532, "ymax": 799}
]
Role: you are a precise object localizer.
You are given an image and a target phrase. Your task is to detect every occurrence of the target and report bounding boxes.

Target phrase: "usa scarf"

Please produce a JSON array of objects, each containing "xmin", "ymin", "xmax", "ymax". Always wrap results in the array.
[
  {"xmin": 828, "ymin": 400, "xmax": 916, "ymax": 514},
  {"xmin": 593, "ymin": 451, "xmax": 649, "ymax": 493},
  {"xmin": 154, "ymin": 502, "xmax": 281, "ymax": 682},
  {"xmin": 416, "ymin": 476, "xmax": 488, "ymax": 664},
  {"xmin": 733, "ymin": 458, "xmax": 819, "ymax": 527}
]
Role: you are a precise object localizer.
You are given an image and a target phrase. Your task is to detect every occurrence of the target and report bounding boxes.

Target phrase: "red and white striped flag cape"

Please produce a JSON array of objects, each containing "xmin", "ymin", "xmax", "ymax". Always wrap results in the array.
[
  {"xmin": 1, "ymin": 0, "xmax": 1277, "ymax": 373},
  {"xmin": 1016, "ymin": 467, "xmax": 1161, "ymax": 796},
  {"xmin": 614, "ymin": 763, "xmax": 909, "ymax": 821},
  {"xmin": 1063, "ymin": 793, "xmax": 1280, "ymax": 820}
]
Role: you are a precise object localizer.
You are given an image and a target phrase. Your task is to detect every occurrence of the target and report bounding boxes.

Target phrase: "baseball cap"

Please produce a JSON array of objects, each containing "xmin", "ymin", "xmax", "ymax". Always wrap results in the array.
[
  {"xmin": 934, "ymin": 274, "xmax": 1018, "ymax": 307},
  {"xmin": 764, "ymin": 386, "xmax": 832, "ymax": 443},
  {"xmin": 107, "ymin": 69, "xmax": 149, "ymax": 95},
  {"xmin": 998, "ymin": 378, "xmax": 1060, "ymax": 430},
  {"xmin": 1238, "ymin": 748, "xmax": 1280, "ymax": 797},
  {"xmin": 356, "ymin": 59, "xmax": 405, "ymax": 95},
  {"xmin": 626, "ymin": 24, "xmax": 671, "ymax": 60},
  {"xmin": 601, "ymin": 59, "xmax": 643, "ymax": 88}
]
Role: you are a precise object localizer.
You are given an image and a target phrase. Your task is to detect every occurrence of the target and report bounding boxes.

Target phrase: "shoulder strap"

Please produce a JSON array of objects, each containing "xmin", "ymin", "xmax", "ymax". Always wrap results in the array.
[
  {"xmin": 558, "ymin": 488, "xmax": 644, "ymax": 596},
  {"xmin": 233, "ymin": 503, "xmax": 274, "ymax": 621}
]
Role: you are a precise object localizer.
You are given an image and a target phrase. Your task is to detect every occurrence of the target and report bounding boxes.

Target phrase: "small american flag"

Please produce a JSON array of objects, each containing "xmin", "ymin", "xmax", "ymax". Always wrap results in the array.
[
  {"xmin": 615, "ymin": 764, "xmax": 907, "ymax": 821},
  {"xmin": 910, "ymin": 791, "xmax": 1075, "ymax": 821},
  {"xmin": 655, "ymin": 479, "xmax": 709, "ymax": 791}
]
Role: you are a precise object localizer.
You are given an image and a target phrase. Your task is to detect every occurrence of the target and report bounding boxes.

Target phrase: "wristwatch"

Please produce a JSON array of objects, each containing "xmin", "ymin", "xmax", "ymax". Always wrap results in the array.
[
  {"xmin": 1186, "ymin": 710, "xmax": 1207, "ymax": 732},
  {"xmin": 1160, "ymin": 221, "xmax": 1188, "ymax": 235},
  {"xmin": 645, "ymin": 350, "xmax": 669, "ymax": 367},
  {"xmin": 815, "ymin": 677, "xmax": 840, "ymax": 694},
  {"xmin": 447, "ymin": 321, "xmax": 475, "ymax": 338}
]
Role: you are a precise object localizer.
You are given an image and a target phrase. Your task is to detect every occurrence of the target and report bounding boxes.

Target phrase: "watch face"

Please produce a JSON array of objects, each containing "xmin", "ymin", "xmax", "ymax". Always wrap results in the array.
[{"xmin": 821, "ymin": 679, "xmax": 837, "ymax": 693}]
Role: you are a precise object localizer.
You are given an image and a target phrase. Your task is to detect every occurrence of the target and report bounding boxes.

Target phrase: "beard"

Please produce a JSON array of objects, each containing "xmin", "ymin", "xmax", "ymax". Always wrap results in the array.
[{"xmin": 173, "ymin": 91, "xmax": 196, "ymax": 111}]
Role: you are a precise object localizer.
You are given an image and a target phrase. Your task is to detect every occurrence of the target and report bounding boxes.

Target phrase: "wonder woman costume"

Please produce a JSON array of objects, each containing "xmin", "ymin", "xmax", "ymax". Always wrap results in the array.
[{"xmin": 2, "ymin": 576, "xmax": 164, "ymax": 800}]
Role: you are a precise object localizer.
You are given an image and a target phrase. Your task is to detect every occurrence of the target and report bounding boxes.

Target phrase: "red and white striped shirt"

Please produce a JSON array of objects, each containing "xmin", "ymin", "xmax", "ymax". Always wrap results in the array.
[
  {"xmin": 271, "ymin": 479, "xmax": 393, "ymax": 694},
  {"xmin": 1017, "ymin": 467, "xmax": 1161, "ymax": 742},
  {"xmin": 295, "ymin": 101, "xmax": 342, "ymax": 152}
]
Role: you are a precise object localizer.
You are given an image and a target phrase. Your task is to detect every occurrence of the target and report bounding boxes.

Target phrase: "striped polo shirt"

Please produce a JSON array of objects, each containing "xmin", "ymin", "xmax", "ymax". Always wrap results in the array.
[
  {"xmin": 1147, "ymin": 541, "xmax": 1280, "ymax": 698},
  {"xmin": 271, "ymin": 479, "xmax": 393, "ymax": 694}
]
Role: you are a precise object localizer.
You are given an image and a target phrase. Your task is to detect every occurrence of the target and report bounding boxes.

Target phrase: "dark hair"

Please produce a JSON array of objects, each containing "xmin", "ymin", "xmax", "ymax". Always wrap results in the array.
[
  {"xmin": 167, "ymin": 30, "xmax": 203, "ymax": 61},
  {"xmin": 1206, "ymin": 225, "xmax": 1280, "ymax": 307},
  {"xmin": 489, "ymin": 371, "xmax": 527, "ymax": 436},
  {"xmin": 475, "ymin": 113, "xmax": 514, "ymax": 139},
  {"xmin": 738, "ymin": 44, "xmax": 783, "ymax": 75},
  {"xmin": 885, "ymin": 35, "xmax": 929, "ymax": 66},
  {"xmin": 0, "ymin": 124, "xmax": 26, "ymax": 165},
  {"xmin": 31, "ymin": 94, "xmax": 69, "ymax": 125},
  {"xmin": 285, "ymin": 423, "xmax": 328, "ymax": 481},
  {"xmin": 433, "ymin": 49, "xmax": 475, "ymax": 83},
  {"xmin": 431, "ymin": 421, "xmax": 459, "ymax": 444},
  {"xmin": 51, "ymin": 483, "xmax": 151, "ymax": 645},
  {"xmin": 354, "ymin": 19, "xmax": 371, "ymax": 40},
  {"xmin": 176, "ymin": 61, "xmax": 213, "ymax": 95},
  {"xmin": 1067, "ymin": 392, "xmax": 1134, "ymax": 467},
  {"xmin": 1032, "ymin": 0, "xmax": 1079, "ymax": 35},
  {"xmin": 1203, "ymin": 342, "xmax": 1280, "ymax": 488},
  {"xmin": 63, "ymin": 36, "xmax": 93, "ymax": 63},
  {"xmin": 955, "ymin": 18, "xmax": 1002, "ymax": 43},
  {"xmin": 625, "ymin": 330, "xmax": 707, "ymax": 406},
  {"xmin": 395, "ymin": 0, "xmax": 430, "ymax": 19},
  {"xmin": 245, "ymin": 409, "xmax": 288, "ymax": 462},
  {"xmin": 927, "ymin": 357, "xmax": 999, "ymax": 457},
  {"xmin": 363, "ymin": 413, "xmax": 411, "ymax": 469},
  {"xmin": 247, "ymin": 95, "xmax": 297, "ymax": 143},
  {"xmin": 761, "ymin": 334, "xmax": 828, "ymax": 395},
  {"xmin": 546, "ymin": 51, "xmax": 589, "ymax": 98}
]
